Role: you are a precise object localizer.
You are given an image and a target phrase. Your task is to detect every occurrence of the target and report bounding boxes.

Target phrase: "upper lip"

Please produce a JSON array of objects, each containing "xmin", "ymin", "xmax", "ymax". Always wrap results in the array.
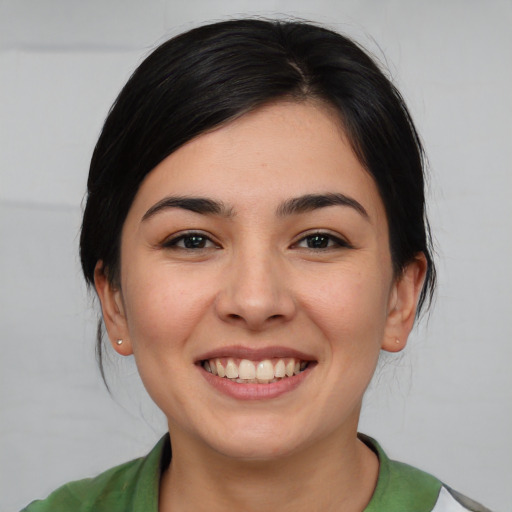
[{"xmin": 195, "ymin": 345, "xmax": 317, "ymax": 363}]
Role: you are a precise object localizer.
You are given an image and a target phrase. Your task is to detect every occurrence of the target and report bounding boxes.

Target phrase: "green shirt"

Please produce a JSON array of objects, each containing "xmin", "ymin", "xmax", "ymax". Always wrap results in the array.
[{"xmin": 21, "ymin": 434, "xmax": 491, "ymax": 512}]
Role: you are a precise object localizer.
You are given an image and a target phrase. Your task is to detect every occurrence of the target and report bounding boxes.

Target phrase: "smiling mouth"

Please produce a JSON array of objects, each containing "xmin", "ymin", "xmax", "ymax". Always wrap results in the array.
[{"xmin": 201, "ymin": 357, "xmax": 310, "ymax": 384}]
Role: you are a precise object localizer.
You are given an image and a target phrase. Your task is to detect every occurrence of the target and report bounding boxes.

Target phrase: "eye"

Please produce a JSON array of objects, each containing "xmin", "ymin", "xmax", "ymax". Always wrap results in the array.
[
  {"xmin": 294, "ymin": 232, "xmax": 351, "ymax": 250},
  {"xmin": 163, "ymin": 232, "xmax": 218, "ymax": 250}
]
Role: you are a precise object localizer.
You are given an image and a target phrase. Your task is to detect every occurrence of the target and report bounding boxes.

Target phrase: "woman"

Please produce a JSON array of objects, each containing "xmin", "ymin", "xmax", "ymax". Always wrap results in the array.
[{"xmin": 22, "ymin": 19, "xmax": 491, "ymax": 512}]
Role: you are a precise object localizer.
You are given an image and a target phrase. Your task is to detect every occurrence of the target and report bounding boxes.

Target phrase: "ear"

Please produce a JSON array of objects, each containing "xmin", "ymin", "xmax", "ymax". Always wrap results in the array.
[
  {"xmin": 94, "ymin": 261, "xmax": 133, "ymax": 356},
  {"xmin": 382, "ymin": 254, "xmax": 428, "ymax": 352}
]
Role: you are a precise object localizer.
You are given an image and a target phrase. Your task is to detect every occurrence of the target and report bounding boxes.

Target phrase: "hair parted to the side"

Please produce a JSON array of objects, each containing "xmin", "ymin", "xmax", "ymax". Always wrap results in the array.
[{"xmin": 79, "ymin": 18, "xmax": 436, "ymax": 382}]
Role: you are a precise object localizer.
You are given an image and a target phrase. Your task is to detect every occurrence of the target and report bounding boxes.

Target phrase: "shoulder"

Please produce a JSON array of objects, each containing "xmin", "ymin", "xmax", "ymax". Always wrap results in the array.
[
  {"xmin": 20, "ymin": 435, "xmax": 169, "ymax": 512},
  {"xmin": 360, "ymin": 434, "xmax": 492, "ymax": 512},
  {"xmin": 20, "ymin": 458, "xmax": 143, "ymax": 512},
  {"xmin": 432, "ymin": 486, "xmax": 494, "ymax": 512}
]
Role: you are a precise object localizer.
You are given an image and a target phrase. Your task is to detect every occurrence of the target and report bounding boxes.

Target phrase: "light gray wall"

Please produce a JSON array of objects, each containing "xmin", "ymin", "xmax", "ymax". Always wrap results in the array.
[{"xmin": 1, "ymin": 1, "xmax": 511, "ymax": 511}]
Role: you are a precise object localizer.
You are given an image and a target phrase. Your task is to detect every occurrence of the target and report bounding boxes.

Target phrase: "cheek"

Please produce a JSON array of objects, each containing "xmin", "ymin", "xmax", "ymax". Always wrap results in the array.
[
  {"xmin": 119, "ymin": 263, "xmax": 218, "ymax": 417},
  {"xmin": 121, "ymin": 261, "xmax": 216, "ymax": 354},
  {"xmin": 281, "ymin": 266, "xmax": 391, "ymax": 436},
  {"xmin": 301, "ymin": 264, "xmax": 391, "ymax": 346}
]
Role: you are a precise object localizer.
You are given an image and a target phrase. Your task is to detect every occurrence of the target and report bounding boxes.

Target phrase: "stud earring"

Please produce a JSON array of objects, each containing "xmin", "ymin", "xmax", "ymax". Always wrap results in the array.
[
  {"xmin": 395, "ymin": 338, "xmax": 400, "ymax": 345},
  {"xmin": 116, "ymin": 339, "xmax": 123, "ymax": 345}
]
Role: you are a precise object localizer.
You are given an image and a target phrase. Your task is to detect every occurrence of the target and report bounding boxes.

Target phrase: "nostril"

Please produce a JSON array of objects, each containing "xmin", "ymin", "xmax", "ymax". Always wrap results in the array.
[{"xmin": 227, "ymin": 313, "xmax": 283, "ymax": 323}]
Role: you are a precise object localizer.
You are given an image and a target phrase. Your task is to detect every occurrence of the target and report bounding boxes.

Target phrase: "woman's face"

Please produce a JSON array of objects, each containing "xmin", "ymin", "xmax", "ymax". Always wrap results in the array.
[{"xmin": 97, "ymin": 101, "xmax": 424, "ymax": 460}]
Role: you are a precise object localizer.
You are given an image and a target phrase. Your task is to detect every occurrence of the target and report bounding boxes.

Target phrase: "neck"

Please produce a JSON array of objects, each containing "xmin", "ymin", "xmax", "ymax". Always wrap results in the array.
[{"xmin": 159, "ymin": 425, "xmax": 379, "ymax": 512}]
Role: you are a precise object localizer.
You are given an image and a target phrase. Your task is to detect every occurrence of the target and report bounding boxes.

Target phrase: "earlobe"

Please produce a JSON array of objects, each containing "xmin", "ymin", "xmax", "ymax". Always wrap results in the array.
[
  {"xmin": 382, "ymin": 254, "xmax": 428, "ymax": 353},
  {"xmin": 94, "ymin": 261, "xmax": 133, "ymax": 356}
]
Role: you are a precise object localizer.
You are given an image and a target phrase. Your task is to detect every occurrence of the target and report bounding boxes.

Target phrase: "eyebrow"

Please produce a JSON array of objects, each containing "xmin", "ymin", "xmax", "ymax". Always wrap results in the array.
[
  {"xmin": 142, "ymin": 196, "xmax": 234, "ymax": 221},
  {"xmin": 142, "ymin": 192, "xmax": 369, "ymax": 222},
  {"xmin": 276, "ymin": 193, "xmax": 369, "ymax": 219}
]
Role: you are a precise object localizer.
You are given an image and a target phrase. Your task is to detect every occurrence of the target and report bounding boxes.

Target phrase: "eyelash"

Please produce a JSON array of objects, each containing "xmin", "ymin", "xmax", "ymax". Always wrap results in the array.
[
  {"xmin": 162, "ymin": 231, "xmax": 351, "ymax": 251},
  {"xmin": 162, "ymin": 231, "xmax": 219, "ymax": 250},
  {"xmin": 293, "ymin": 231, "xmax": 352, "ymax": 251}
]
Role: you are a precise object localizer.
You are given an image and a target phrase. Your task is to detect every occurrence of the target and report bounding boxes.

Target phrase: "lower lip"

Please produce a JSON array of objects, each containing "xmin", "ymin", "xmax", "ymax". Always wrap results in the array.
[{"xmin": 198, "ymin": 364, "xmax": 313, "ymax": 400}]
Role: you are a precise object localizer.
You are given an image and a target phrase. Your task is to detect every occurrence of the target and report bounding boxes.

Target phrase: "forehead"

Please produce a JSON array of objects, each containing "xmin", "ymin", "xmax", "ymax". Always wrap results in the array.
[{"xmin": 126, "ymin": 101, "xmax": 386, "ymax": 224}]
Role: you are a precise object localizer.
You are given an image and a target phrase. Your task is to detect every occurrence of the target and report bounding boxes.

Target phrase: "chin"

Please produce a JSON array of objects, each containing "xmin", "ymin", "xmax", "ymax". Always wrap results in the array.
[
  {"xmin": 200, "ymin": 418, "xmax": 310, "ymax": 461},
  {"xmin": 212, "ymin": 437, "xmax": 301, "ymax": 461}
]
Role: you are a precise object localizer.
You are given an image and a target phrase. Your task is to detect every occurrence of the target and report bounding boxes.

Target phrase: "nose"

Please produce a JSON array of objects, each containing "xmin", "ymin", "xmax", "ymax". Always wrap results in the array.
[{"xmin": 214, "ymin": 247, "xmax": 296, "ymax": 331}]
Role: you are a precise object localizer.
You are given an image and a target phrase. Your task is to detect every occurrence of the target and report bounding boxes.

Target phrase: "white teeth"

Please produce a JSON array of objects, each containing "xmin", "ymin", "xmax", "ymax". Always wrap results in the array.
[
  {"xmin": 203, "ymin": 357, "xmax": 310, "ymax": 383},
  {"xmin": 216, "ymin": 360, "xmax": 225, "ymax": 378},
  {"xmin": 256, "ymin": 360, "xmax": 274, "ymax": 380},
  {"xmin": 274, "ymin": 359, "xmax": 286, "ymax": 378},
  {"xmin": 225, "ymin": 358, "xmax": 239, "ymax": 379},
  {"xmin": 238, "ymin": 359, "xmax": 256, "ymax": 380}
]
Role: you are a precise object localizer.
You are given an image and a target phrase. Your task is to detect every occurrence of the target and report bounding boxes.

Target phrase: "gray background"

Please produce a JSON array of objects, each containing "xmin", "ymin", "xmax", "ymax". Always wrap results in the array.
[{"xmin": 1, "ymin": 1, "xmax": 511, "ymax": 511}]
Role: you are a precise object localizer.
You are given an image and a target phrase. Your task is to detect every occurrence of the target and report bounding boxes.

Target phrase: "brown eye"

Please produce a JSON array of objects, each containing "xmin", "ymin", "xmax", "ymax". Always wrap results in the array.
[
  {"xmin": 164, "ymin": 232, "xmax": 218, "ymax": 250},
  {"xmin": 295, "ymin": 232, "xmax": 351, "ymax": 250},
  {"xmin": 305, "ymin": 234, "xmax": 331, "ymax": 249},
  {"xmin": 181, "ymin": 235, "xmax": 209, "ymax": 249}
]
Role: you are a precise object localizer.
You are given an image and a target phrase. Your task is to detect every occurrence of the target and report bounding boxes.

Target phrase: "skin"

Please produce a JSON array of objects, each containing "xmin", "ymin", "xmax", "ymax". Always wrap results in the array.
[{"xmin": 95, "ymin": 100, "xmax": 426, "ymax": 511}]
